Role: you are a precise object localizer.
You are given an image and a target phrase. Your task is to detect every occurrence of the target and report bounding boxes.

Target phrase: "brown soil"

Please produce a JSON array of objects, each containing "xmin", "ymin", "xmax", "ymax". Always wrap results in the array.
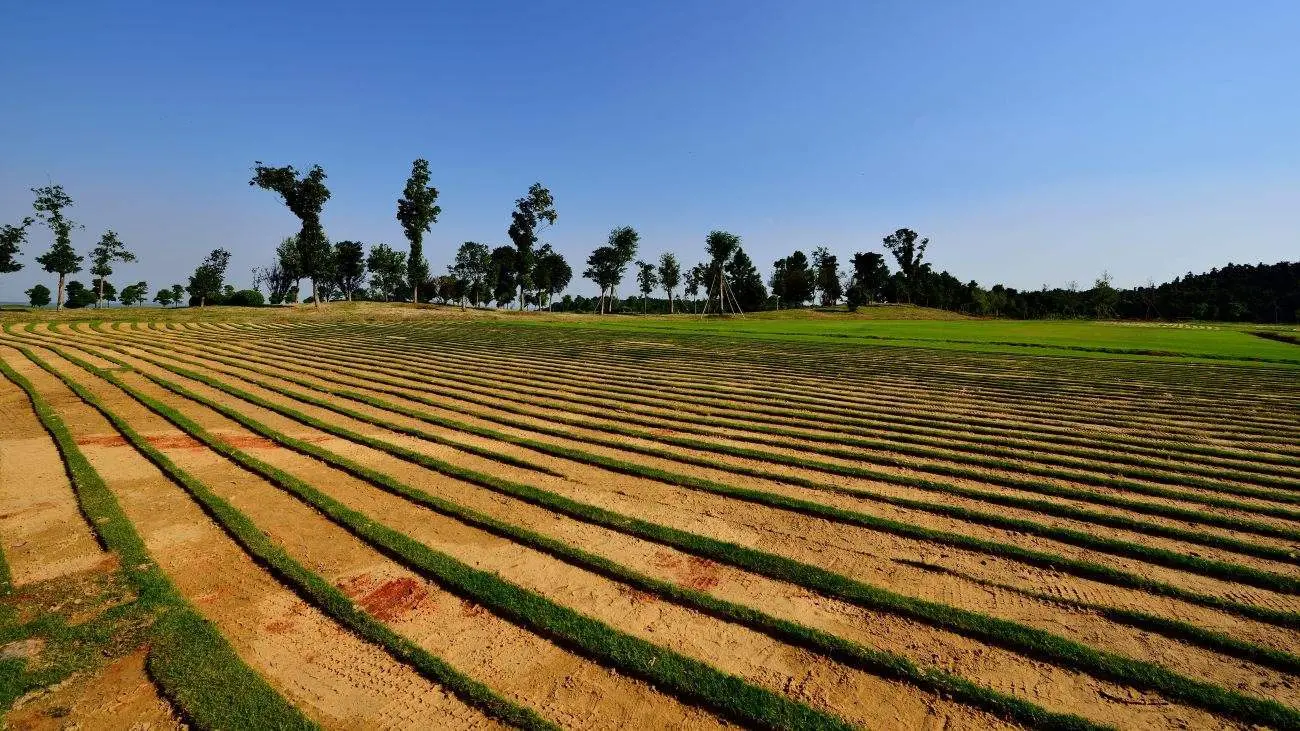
[
  {"xmin": 0, "ymin": 351, "xmax": 107, "ymax": 586},
  {"xmin": 68, "ymin": 334, "xmax": 1282, "ymax": 726},
  {"xmin": 0, "ymin": 342, "xmax": 502, "ymax": 729},
  {"xmin": 5, "ymin": 650, "xmax": 181, "ymax": 731}
]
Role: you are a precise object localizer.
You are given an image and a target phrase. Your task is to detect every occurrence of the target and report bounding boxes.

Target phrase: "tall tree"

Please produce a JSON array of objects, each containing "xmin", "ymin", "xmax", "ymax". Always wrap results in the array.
[
  {"xmin": 396, "ymin": 159, "xmax": 441, "ymax": 305},
  {"xmin": 532, "ymin": 244, "xmax": 572, "ymax": 311},
  {"xmin": 31, "ymin": 185, "xmax": 82, "ymax": 311},
  {"xmin": 845, "ymin": 251, "xmax": 890, "ymax": 309},
  {"xmin": 507, "ymin": 183, "xmax": 557, "ymax": 308},
  {"xmin": 634, "ymin": 260, "xmax": 658, "ymax": 314},
  {"xmin": 881, "ymin": 228, "xmax": 929, "ymax": 304},
  {"xmin": 249, "ymin": 162, "xmax": 332, "ymax": 307},
  {"xmin": 684, "ymin": 263, "xmax": 706, "ymax": 314},
  {"xmin": 169, "ymin": 284, "xmax": 185, "ymax": 307},
  {"xmin": 812, "ymin": 246, "xmax": 843, "ymax": 306},
  {"xmin": 332, "ymin": 240, "xmax": 366, "ymax": 301},
  {"xmin": 450, "ymin": 242, "xmax": 492, "ymax": 308},
  {"xmin": 490, "ymin": 246, "xmax": 518, "ymax": 308},
  {"xmin": 582, "ymin": 246, "xmax": 620, "ymax": 314},
  {"xmin": 703, "ymin": 230, "xmax": 741, "ymax": 313},
  {"xmin": 726, "ymin": 247, "xmax": 768, "ymax": 311},
  {"xmin": 657, "ymin": 252, "xmax": 681, "ymax": 313},
  {"xmin": 365, "ymin": 243, "xmax": 407, "ymax": 302},
  {"xmin": 187, "ymin": 248, "xmax": 231, "ymax": 307},
  {"xmin": 88, "ymin": 230, "xmax": 136, "ymax": 308},
  {"xmin": 1, "ymin": 219, "xmax": 33, "ymax": 277},
  {"xmin": 26, "ymin": 283, "xmax": 51, "ymax": 308},
  {"xmin": 120, "ymin": 281, "xmax": 149, "ymax": 306},
  {"xmin": 771, "ymin": 251, "xmax": 814, "ymax": 307}
]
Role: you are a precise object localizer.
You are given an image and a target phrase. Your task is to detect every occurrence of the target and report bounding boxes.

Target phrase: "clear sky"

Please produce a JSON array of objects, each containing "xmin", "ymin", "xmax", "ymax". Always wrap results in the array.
[{"xmin": 2, "ymin": 0, "xmax": 1297, "ymax": 301}]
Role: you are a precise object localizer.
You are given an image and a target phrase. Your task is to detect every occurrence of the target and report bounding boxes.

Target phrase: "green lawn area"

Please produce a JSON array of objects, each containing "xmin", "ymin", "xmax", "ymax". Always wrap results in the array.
[{"xmin": 522, "ymin": 310, "xmax": 1300, "ymax": 366}]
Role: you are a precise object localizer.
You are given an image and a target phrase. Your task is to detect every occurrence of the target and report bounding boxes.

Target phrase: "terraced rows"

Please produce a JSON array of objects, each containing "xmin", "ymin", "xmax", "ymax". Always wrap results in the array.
[{"xmin": 3, "ymin": 317, "xmax": 1299, "ymax": 729}]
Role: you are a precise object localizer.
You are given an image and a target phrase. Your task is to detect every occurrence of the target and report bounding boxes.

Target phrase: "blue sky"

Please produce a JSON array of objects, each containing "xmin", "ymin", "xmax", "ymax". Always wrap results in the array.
[{"xmin": 2, "ymin": 0, "xmax": 1297, "ymax": 301}]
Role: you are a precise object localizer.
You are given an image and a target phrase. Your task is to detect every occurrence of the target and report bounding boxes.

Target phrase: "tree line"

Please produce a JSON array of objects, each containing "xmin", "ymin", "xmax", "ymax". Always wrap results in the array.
[{"xmin": 4, "ymin": 170, "xmax": 1296, "ymax": 322}]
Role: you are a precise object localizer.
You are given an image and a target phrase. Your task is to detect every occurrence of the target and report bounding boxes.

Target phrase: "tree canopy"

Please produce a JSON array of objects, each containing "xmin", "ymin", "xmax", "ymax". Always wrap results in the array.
[
  {"xmin": 507, "ymin": 183, "xmax": 557, "ymax": 308},
  {"xmin": 250, "ymin": 162, "xmax": 332, "ymax": 307},
  {"xmin": 396, "ymin": 159, "xmax": 441, "ymax": 304},
  {"xmin": 366, "ymin": 243, "xmax": 407, "ymax": 302},
  {"xmin": 88, "ymin": 230, "xmax": 136, "ymax": 308},
  {"xmin": 187, "ymin": 248, "xmax": 232, "ymax": 307}
]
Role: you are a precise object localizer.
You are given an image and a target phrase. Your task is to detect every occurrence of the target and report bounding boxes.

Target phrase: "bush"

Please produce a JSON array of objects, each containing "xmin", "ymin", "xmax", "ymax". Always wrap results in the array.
[{"xmin": 224, "ymin": 289, "xmax": 265, "ymax": 307}]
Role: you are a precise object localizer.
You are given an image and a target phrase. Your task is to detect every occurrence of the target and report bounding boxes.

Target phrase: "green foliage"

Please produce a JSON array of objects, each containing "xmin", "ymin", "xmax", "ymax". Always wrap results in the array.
[
  {"xmin": 634, "ymin": 259, "xmax": 658, "ymax": 313},
  {"xmin": 1, "ymin": 219, "xmax": 33, "ymax": 274},
  {"xmin": 365, "ymin": 243, "xmax": 407, "ymax": 301},
  {"xmin": 331, "ymin": 240, "xmax": 366, "ymax": 300},
  {"xmin": 490, "ymin": 245, "xmax": 517, "ymax": 307},
  {"xmin": 507, "ymin": 183, "xmax": 557, "ymax": 307},
  {"xmin": 396, "ymin": 159, "xmax": 441, "ymax": 302},
  {"xmin": 88, "ymin": 230, "xmax": 136, "ymax": 307},
  {"xmin": 812, "ymin": 246, "xmax": 842, "ymax": 305},
  {"xmin": 771, "ymin": 251, "xmax": 814, "ymax": 307},
  {"xmin": 450, "ymin": 242, "xmax": 493, "ymax": 307},
  {"xmin": 881, "ymin": 228, "xmax": 930, "ymax": 303},
  {"xmin": 531, "ymin": 244, "xmax": 571, "ymax": 309},
  {"xmin": 31, "ymin": 185, "xmax": 83, "ymax": 311},
  {"xmin": 25, "ymin": 283, "xmax": 51, "ymax": 307},
  {"xmin": 168, "ymin": 284, "xmax": 184, "ymax": 307},
  {"xmin": 186, "ymin": 248, "xmax": 231, "ymax": 306},
  {"xmin": 726, "ymin": 247, "xmax": 768, "ymax": 311},
  {"xmin": 249, "ymin": 162, "xmax": 331, "ymax": 306},
  {"xmin": 63, "ymin": 280, "xmax": 97, "ymax": 308},
  {"xmin": 845, "ymin": 251, "xmax": 890, "ymax": 309},
  {"xmin": 119, "ymin": 281, "xmax": 148, "ymax": 306},
  {"xmin": 657, "ymin": 252, "xmax": 681, "ymax": 312},
  {"xmin": 90, "ymin": 278, "xmax": 118, "ymax": 305}
]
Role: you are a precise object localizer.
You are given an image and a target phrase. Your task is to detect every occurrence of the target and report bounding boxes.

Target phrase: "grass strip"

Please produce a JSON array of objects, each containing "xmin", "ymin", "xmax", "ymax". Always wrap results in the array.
[
  {"xmin": 334, "ymin": 331, "xmax": 1300, "ymax": 491},
  {"xmin": 237, "ymin": 334, "xmax": 1300, "ymax": 522},
  {"xmin": 74, "ymin": 347, "xmax": 1115, "ymax": 730},
  {"xmin": 90, "ymin": 329, "xmax": 1300, "ymax": 553},
  {"xmin": 62, "ymin": 342, "xmax": 1300, "ymax": 730},
  {"xmin": 39, "ymin": 344, "xmax": 852, "ymax": 731},
  {"xmin": 10, "ymin": 345, "xmax": 554, "ymax": 731},
  {"xmin": 0, "ymin": 354, "xmax": 315, "ymax": 731}
]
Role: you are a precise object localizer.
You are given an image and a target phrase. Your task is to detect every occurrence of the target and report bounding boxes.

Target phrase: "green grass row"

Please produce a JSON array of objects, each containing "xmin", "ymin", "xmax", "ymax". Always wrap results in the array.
[
  {"xmin": 287, "ymin": 332, "xmax": 1300, "ymax": 500},
  {"xmin": 97, "ymin": 337, "xmax": 1300, "ymax": 675},
  {"xmin": 35, "ymin": 342, "xmax": 857, "ymax": 731},
  {"xmin": 332, "ymin": 322, "xmax": 1300, "ymax": 443},
  {"xmin": 385, "ymin": 330, "xmax": 1300, "ymax": 484},
  {"xmin": 241, "ymin": 333, "xmax": 1300, "ymax": 511},
  {"xmin": 155, "ymin": 330, "xmax": 1300, "ymax": 546},
  {"xmin": 41, "ymin": 338, "xmax": 1300, "ymax": 730},
  {"xmin": 0, "ymin": 354, "xmax": 316, "ymax": 731}
]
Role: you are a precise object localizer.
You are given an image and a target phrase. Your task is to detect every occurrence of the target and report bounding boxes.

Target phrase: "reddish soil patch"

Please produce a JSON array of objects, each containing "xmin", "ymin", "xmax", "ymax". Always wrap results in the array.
[
  {"xmin": 616, "ymin": 584, "xmax": 658, "ymax": 604},
  {"xmin": 652, "ymin": 551, "xmax": 722, "ymax": 591},
  {"xmin": 459, "ymin": 598, "xmax": 488, "ymax": 618},
  {"xmin": 338, "ymin": 575, "xmax": 430, "ymax": 621}
]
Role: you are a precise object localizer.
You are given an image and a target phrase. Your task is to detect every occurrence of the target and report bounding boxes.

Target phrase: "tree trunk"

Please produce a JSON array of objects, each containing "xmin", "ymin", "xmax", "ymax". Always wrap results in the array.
[
  {"xmin": 312, "ymin": 278, "xmax": 321, "ymax": 307},
  {"xmin": 55, "ymin": 274, "xmax": 65, "ymax": 311},
  {"xmin": 97, "ymin": 278, "xmax": 104, "ymax": 309},
  {"xmin": 669, "ymin": 292, "xmax": 673, "ymax": 314},
  {"xmin": 200, "ymin": 295, "xmax": 206, "ymax": 308},
  {"xmin": 412, "ymin": 283, "xmax": 418, "ymax": 306}
]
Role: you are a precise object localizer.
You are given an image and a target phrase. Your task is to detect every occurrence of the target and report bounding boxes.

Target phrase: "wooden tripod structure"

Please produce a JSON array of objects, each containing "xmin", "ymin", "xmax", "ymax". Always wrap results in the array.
[{"xmin": 700, "ymin": 267, "xmax": 745, "ymax": 317}]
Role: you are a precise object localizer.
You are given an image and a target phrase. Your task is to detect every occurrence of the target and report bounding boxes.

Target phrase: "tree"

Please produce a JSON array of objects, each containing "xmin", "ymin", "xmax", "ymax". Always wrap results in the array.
[
  {"xmin": 187, "ymin": 248, "xmax": 231, "ymax": 307},
  {"xmin": 332, "ymin": 240, "xmax": 366, "ymax": 301},
  {"xmin": 451, "ymin": 242, "xmax": 492, "ymax": 308},
  {"xmin": 396, "ymin": 159, "xmax": 441, "ymax": 305},
  {"xmin": 634, "ymin": 260, "xmax": 658, "ymax": 314},
  {"xmin": 1, "ymin": 219, "xmax": 33, "ymax": 276},
  {"xmin": 881, "ymin": 228, "xmax": 929, "ymax": 303},
  {"xmin": 726, "ymin": 247, "xmax": 767, "ymax": 311},
  {"xmin": 507, "ymin": 183, "xmax": 557, "ymax": 308},
  {"xmin": 64, "ymin": 281, "xmax": 97, "ymax": 309},
  {"xmin": 703, "ymin": 230, "xmax": 742, "ymax": 313},
  {"xmin": 366, "ymin": 243, "xmax": 407, "ymax": 302},
  {"xmin": 532, "ymin": 244, "xmax": 572, "ymax": 310},
  {"xmin": 583, "ymin": 246, "xmax": 620, "ymax": 314},
  {"xmin": 169, "ymin": 284, "xmax": 185, "ymax": 308},
  {"xmin": 26, "ymin": 283, "xmax": 50, "ymax": 308},
  {"xmin": 683, "ymin": 263, "xmax": 706, "ymax": 314},
  {"xmin": 771, "ymin": 251, "xmax": 814, "ymax": 307},
  {"xmin": 153, "ymin": 287, "xmax": 174, "ymax": 307},
  {"xmin": 249, "ymin": 162, "xmax": 332, "ymax": 307},
  {"xmin": 31, "ymin": 185, "xmax": 82, "ymax": 311},
  {"xmin": 490, "ymin": 246, "xmax": 517, "ymax": 308},
  {"xmin": 88, "ymin": 230, "xmax": 136, "ymax": 308},
  {"xmin": 845, "ymin": 252, "xmax": 890, "ymax": 309},
  {"xmin": 1090, "ymin": 271, "xmax": 1119, "ymax": 318},
  {"xmin": 657, "ymin": 252, "xmax": 681, "ymax": 313},
  {"xmin": 90, "ymin": 278, "xmax": 118, "ymax": 305},
  {"xmin": 812, "ymin": 246, "xmax": 843, "ymax": 306}
]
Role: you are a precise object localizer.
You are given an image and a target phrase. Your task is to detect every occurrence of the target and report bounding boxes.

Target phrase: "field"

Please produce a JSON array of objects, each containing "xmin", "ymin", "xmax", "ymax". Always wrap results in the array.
[{"xmin": 2, "ymin": 306, "xmax": 1299, "ymax": 730}]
